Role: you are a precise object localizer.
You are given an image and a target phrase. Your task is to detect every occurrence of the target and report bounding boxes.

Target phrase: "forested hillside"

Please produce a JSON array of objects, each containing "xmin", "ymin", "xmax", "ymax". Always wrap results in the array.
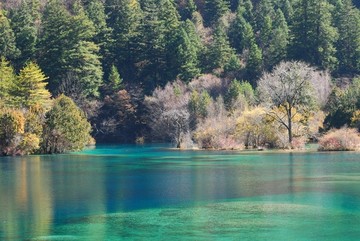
[{"xmin": 0, "ymin": 0, "xmax": 360, "ymax": 153}]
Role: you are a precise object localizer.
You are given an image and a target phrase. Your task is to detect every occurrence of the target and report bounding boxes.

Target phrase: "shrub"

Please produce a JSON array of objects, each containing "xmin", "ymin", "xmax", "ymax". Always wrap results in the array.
[
  {"xmin": 351, "ymin": 110, "xmax": 360, "ymax": 131},
  {"xmin": 291, "ymin": 137, "xmax": 307, "ymax": 150},
  {"xmin": 188, "ymin": 74, "xmax": 229, "ymax": 98},
  {"xmin": 0, "ymin": 109, "xmax": 25, "ymax": 155},
  {"xmin": 18, "ymin": 133, "xmax": 40, "ymax": 155},
  {"xmin": 194, "ymin": 97, "xmax": 243, "ymax": 150},
  {"xmin": 236, "ymin": 107, "xmax": 278, "ymax": 148},
  {"xmin": 318, "ymin": 128, "xmax": 360, "ymax": 151},
  {"xmin": 42, "ymin": 95, "xmax": 92, "ymax": 153}
]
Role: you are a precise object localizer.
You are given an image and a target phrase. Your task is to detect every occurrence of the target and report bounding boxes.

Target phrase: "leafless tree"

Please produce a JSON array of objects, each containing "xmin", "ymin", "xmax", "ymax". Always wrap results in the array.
[
  {"xmin": 144, "ymin": 80, "xmax": 191, "ymax": 148},
  {"xmin": 188, "ymin": 74, "xmax": 229, "ymax": 98},
  {"xmin": 57, "ymin": 71, "xmax": 101, "ymax": 119},
  {"xmin": 257, "ymin": 61, "xmax": 331, "ymax": 146}
]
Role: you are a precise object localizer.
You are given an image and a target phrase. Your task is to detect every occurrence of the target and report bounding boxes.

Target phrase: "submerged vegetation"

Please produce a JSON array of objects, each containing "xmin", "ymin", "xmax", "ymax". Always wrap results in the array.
[{"xmin": 0, "ymin": 0, "xmax": 360, "ymax": 154}]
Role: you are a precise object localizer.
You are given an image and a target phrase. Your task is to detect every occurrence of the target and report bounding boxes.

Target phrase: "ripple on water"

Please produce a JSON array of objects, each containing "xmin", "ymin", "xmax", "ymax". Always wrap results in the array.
[{"xmin": 49, "ymin": 201, "xmax": 360, "ymax": 241}]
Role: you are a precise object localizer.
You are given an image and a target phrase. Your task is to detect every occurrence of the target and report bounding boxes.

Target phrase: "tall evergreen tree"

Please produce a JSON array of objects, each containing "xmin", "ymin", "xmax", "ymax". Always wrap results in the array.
[
  {"xmin": 66, "ymin": 1, "xmax": 103, "ymax": 98},
  {"xmin": 246, "ymin": 40, "xmax": 263, "ymax": 83},
  {"xmin": 85, "ymin": 0, "xmax": 113, "ymax": 76},
  {"xmin": 105, "ymin": 0, "xmax": 142, "ymax": 81},
  {"xmin": 38, "ymin": 0, "xmax": 71, "ymax": 92},
  {"xmin": 209, "ymin": 25, "xmax": 239, "ymax": 71},
  {"xmin": 229, "ymin": 7, "xmax": 256, "ymax": 54},
  {"xmin": 0, "ymin": 9, "xmax": 19, "ymax": 60},
  {"xmin": 275, "ymin": 0, "xmax": 293, "ymax": 22},
  {"xmin": 14, "ymin": 62, "xmax": 51, "ymax": 109},
  {"xmin": 255, "ymin": 0, "xmax": 274, "ymax": 32},
  {"xmin": 177, "ymin": 25, "xmax": 201, "ymax": 82},
  {"xmin": 238, "ymin": 0, "xmax": 254, "ymax": 24},
  {"xmin": 334, "ymin": 0, "xmax": 360, "ymax": 75},
  {"xmin": 258, "ymin": 14, "xmax": 272, "ymax": 62},
  {"xmin": 183, "ymin": 18, "xmax": 203, "ymax": 56},
  {"xmin": 10, "ymin": 0, "xmax": 39, "ymax": 69},
  {"xmin": 0, "ymin": 57, "xmax": 15, "ymax": 104},
  {"xmin": 266, "ymin": 9, "xmax": 289, "ymax": 69},
  {"xmin": 39, "ymin": 0, "xmax": 103, "ymax": 98},
  {"xmin": 290, "ymin": 0, "xmax": 338, "ymax": 70},
  {"xmin": 203, "ymin": 0, "xmax": 229, "ymax": 26},
  {"xmin": 136, "ymin": 0, "xmax": 182, "ymax": 91}
]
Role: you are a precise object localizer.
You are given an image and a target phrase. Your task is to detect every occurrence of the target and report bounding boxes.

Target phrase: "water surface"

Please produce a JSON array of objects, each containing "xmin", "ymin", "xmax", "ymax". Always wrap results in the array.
[{"xmin": 0, "ymin": 145, "xmax": 360, "ymax": 240}]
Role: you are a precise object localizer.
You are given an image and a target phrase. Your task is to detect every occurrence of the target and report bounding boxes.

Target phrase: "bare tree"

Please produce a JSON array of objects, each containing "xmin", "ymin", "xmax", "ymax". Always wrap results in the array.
[
  {"xmin": 257, "ymin": 61, "xmax": 331, "ymax": 146},
  {"xmin": 57, "ymin": 71, "xmax": 101, "ymax": 120},
  {"xmin": 144, "ymin": 80, "xmax": 191, "ymax": 148},
  {"xmin": 188, "ymin": 74, "xmax": 229, "ymax": 98}
]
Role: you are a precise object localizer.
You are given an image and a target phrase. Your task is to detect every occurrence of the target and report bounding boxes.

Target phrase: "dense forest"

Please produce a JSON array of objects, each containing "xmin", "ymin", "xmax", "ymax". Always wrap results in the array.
[{"xmin": 0, "ymin": 0, "xmax": 360, "ymax": 154}]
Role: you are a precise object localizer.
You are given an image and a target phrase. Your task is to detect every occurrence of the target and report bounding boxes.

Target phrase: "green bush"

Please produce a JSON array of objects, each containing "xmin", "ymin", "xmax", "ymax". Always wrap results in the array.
[{"xmin": 42, "ymin": 95, "xmax": 92, "ymax": 153}]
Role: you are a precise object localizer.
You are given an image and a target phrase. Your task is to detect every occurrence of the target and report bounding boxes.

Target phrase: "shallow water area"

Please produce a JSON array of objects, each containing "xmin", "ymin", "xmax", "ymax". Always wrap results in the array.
[{"xmin": 1, "ymin": 145, "xmax": 360, "ymax": 240}]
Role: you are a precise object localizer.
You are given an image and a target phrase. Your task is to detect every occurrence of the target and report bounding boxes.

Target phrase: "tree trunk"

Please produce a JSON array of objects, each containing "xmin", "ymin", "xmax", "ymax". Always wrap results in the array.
[{"xmin": 287, "ymin": 107, "xmax": 293, "ymax": 146}]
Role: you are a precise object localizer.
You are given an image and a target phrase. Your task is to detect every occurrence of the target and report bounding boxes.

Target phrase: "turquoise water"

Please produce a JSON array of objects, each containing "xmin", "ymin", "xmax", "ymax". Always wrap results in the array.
[{"xmin": 0, "ymin": 145, "xmax": 360, "ymax": 240}]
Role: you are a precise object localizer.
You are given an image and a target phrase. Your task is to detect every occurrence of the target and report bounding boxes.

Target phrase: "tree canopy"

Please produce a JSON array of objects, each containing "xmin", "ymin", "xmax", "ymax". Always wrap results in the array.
[{"xmin": 257, "ymin": 61, "xmax": 331, "ymax": 145}]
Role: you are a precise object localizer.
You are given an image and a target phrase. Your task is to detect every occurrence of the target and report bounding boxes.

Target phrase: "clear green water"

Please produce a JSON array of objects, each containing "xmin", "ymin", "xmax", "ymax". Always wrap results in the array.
[{"xmin": 1, "ymin": 145, "xmax": 360, "ymax": 240}]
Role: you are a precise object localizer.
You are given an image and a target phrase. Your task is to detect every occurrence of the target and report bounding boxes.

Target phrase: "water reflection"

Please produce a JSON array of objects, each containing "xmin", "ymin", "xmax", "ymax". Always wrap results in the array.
[
  {"xmin": 0, "ymin": 149, "xmax": 360, "ymax": 240},
  {"xmin": 0, "ymin": 157, "xmax": 53, "ymax": 240}
]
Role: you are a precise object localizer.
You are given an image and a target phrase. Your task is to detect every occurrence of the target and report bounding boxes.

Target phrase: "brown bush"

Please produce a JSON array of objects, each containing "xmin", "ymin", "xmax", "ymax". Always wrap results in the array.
[
  {"xmin": 318, "ymin": 128, "xmax": 360, "ymax": 151},
  {"xmin": 291, "ymin": 137, "xmax": 307, "ymax": 150},
  {"xmin": 189, "ymin": 74, "xmax": 229, "ymax": 98},
  {"xmin": 194, "ymin": 97, "xmax": 243, "ymax": 150}
]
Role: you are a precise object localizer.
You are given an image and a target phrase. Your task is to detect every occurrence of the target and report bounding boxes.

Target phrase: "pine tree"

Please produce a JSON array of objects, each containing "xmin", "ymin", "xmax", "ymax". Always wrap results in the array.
[
  {"xmin": 10, "ymin": 0, "xmax": 39, "ymax": 69},
  {"xmin": 238, "ymin": 0, "xmax": 254, "ymax": 24},
  {"xmin": 225, "ymin": 79, "xmax": 255, "ymax": 110},
  {"xmin": 108, "ymin": 64, "xmax": 123, "ymax": 93},
  {"xmin": 275, "ymin": 0, "xmax": 293, "ymax": 22},
  {"xmin": 0, "ymin": 9, "xmax": 19, "ymax": 60},
  {"xmin": 14, "ymin": 62, "xmax": 51, "ymax": 109},
  {"xmin": 259, "ymin": 14, "xmax": 272, "ymax": 65},
  {"xmin": 177, "ymin": 26, "xmax": 201, "ymax": 82},
  {"xmin": 224, "ymin": 54, "xmax": 242, "ymax": 73},
  {"xmin": 136, "ymin": 0, "xmax": 182, "ymax": 91},
  {"xmin": 38, "ymin": 0, "xmax": 71, "ymax": 92},
  {"xmin": 266, "ymin": 9, "xmax": 289, "ymax": 69},
  {"xmin": 209, "ymin": 25, "xmax": 239, "ymax": 71},
  {"xmin": 290, "ymin": 0, "xmax": 338, "ymax": 70},
  {"xmin": 68, "ymin": 1, "xmax": 103, "ymax": 98},
  {"xmin": 229, "ymin": 7, "xmax": 255, "ymax": 54},
  {"xmin": 85, "ymin": 0, "xmax": 113, "ymax": 75},
  {"xmin": 246, "ymin": 40, "xmax": 263, "ymax": 83},
  {"xmin": 255, "ymin": 0, "xmax": 274, "ymax": 32},
  {"xmin": 67, "ymin": 41, "xmax": 103, "ymax": 98},
  {"xmin": 204, "ymin": 0, "xmax": 229, "ymax": 26},
  {"xmin": 183, "ymin": 19, "xmax": 203, "ymax": 56},
  {"xmin": 335, "ymin": 0, "xmax": 360, "ymax": 75},
  {"xmin": 105, "ymin": 0, "xmax": 142, "ymax": 81},
  {"xmin": 0, "ymin": 57, "xmax": 16, "ymax": 105},
  {"xmin": 39, "ymin": 0, "xmax": 103, "ymax": 98}
]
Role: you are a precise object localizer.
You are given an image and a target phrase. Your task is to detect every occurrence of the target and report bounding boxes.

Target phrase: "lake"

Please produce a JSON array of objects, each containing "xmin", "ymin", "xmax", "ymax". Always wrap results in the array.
[{"xmin": 0, "ymin": 145, "xmax": 360, "ymax": 240}]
